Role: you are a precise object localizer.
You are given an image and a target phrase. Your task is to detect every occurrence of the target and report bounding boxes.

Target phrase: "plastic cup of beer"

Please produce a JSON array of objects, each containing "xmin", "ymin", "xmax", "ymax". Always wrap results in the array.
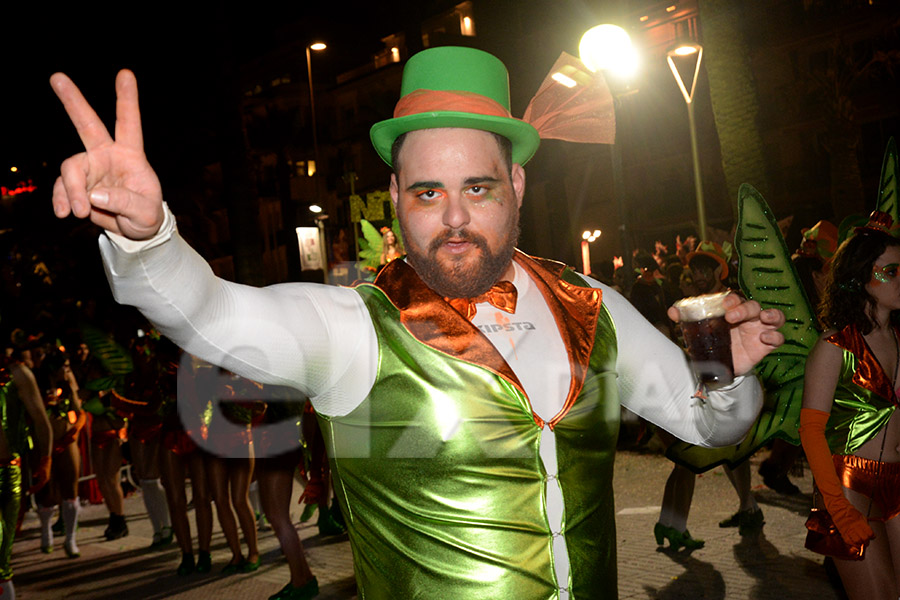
[{"xmin": 673, "ymin": 292, "xmax": 734, "ymax": 388}]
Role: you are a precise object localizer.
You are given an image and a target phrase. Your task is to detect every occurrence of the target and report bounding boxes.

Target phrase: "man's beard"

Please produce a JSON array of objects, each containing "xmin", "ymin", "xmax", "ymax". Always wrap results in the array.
[{"xmin": 401, "ymin": 215, "xmax": 519, "ymax": 299}]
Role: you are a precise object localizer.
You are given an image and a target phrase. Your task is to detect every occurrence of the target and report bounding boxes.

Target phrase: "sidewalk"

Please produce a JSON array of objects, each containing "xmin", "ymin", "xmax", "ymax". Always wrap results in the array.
[{"xmin": 11, "ymin": 449, "xmax": 842, "ymax": 599}]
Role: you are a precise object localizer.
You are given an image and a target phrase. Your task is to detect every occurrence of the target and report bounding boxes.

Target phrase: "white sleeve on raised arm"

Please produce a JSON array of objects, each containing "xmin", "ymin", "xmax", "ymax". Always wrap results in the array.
[
  {"xmin": 98, "ymin": 204, "xmax": 377, "ymax": 417},
  {"xmin": 584, "ymin": 278, "xmax": 762, "ymax": 447}
]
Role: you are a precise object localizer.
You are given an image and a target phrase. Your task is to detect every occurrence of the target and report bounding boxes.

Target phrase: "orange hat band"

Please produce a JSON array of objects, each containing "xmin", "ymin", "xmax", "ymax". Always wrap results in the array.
[{"xmin": 394, "ymin": 89, "xmax": 513, "ymax": 119}]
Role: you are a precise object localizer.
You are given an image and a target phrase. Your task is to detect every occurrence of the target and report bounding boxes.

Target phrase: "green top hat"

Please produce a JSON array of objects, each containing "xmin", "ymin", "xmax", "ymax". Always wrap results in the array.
[{"xmin": 370, "ymin": 46, "xmax": 540, "ymax": 168}]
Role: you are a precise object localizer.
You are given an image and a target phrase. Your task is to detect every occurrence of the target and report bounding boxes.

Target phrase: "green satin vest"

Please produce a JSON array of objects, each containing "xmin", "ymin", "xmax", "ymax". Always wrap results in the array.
[
  {"xmin": 318, "ymin": 255, "xmax": 619, "ymax": 599},
  {"xmin": 826, "ymin": 342, "xmax": 896, "ymax": 455}
]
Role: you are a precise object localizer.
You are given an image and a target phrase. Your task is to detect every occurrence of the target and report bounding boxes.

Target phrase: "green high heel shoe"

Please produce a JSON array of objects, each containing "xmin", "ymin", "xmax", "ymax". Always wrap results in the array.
[
  {"xmin": 268, "ymin": 577, "xmax": 319, "ymax": 600},
  {"xmin": 654, "ymin": 522, "xmax": 705, "ymax": 551}
]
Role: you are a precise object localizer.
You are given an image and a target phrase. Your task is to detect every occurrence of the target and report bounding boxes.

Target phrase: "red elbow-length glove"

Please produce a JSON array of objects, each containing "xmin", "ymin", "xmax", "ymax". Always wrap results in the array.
[{"xmin": 799, "ymin": 407, "xmax": 875, "ymax": 547}]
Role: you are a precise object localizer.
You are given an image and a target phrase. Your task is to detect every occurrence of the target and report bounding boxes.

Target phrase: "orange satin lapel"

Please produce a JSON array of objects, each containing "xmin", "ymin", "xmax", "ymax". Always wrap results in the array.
[
  {"xmin": 371, "ymin": 254, "xmax": 603, "ymax": 429},
  {"xmin": 513, "ymin": 251, "xmax": 602, "ymax": 429},
  {"xmin": 372, "ymin": 260, "xmax": 526, "ymax": 397},
  {"xmin": 826, "ymin": 325, "xmax": 898, "ymax": 405}
]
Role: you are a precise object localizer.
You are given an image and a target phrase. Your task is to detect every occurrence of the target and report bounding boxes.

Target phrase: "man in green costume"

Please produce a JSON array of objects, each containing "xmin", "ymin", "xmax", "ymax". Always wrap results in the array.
[{"xmin": 49, "ymin": 46, "xmax": 784, "ymax": 599}]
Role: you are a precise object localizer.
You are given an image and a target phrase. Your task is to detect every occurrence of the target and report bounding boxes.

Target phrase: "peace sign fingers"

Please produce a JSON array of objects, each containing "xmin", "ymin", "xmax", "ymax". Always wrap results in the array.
[
  {"xmin": 50, "ymin": 72, "xmax": 114, "ymax": 152},
  {"xmin": 50, "ymin": 70, "xmax": 164, "ymax": 240},
  {"xmin": 114, "ymin": 69, "xmax": 144, "ymax": 151}
]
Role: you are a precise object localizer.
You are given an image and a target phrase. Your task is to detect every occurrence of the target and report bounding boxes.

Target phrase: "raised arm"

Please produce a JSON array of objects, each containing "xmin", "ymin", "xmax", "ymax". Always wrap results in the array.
[
  {"xmin": 52, "ymin": 72, "xmax": 377, "ymax": 413},
  {"xmin": 50, "ymin": 70, "xmax": 164, "ymax": 240}
]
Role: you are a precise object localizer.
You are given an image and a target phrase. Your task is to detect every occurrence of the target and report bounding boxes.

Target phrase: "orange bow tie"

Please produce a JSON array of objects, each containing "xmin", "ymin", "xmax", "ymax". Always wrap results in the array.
[{"xmin": 446, "ymin": 281, "xmax": 517, "ymax": 321}]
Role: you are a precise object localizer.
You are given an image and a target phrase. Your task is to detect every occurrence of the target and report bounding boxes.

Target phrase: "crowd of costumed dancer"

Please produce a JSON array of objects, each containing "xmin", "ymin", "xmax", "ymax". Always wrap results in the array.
[
  {"xmin": 647, "ymin": 137, "xmax": 900, "ymax": 600},
  {"xmin": 2, "ymin": 317, "xmax": 349, "ymax": 600},
  {"xmin": 4, "ymin": 40, "xmax": 896, "ymax": 599}
]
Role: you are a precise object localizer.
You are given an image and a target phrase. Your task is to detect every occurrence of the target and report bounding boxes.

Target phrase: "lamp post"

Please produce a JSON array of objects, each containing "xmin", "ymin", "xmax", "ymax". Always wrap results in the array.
[
  {"xmin": 579, "ymin": 24, "xmax": 638, "ymax": 292},
  {"xmin": 581, "ymin": 229, "xmax": 601, "ymax": 275},
  {"xmin": 666, "ymin": 43, "xmax": 707, "ymax": 240},
  {"xmin": 305, "ymin": 42, "xmax": 327, "ymax": 282},
  {"xmin": 305, "ymin": 42, "xmax": 327, "ymax": 175}
]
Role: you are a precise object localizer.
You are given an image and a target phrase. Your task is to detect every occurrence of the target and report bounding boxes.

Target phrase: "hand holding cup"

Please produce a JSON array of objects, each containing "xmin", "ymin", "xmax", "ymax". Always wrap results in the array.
[{"xmin": 669, "ymin": 292, "xmax": 785, "ymax": 386}]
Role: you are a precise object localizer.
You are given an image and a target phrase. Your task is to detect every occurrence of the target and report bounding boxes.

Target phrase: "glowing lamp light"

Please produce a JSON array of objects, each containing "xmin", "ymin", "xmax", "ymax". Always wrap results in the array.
[
  {"xmin": 309, "ymin": 42, "xmax": 327, "ymax": 51},
  {"xmin": 309, "ymin": 204, "xmax": 323, "ymax": 214},
  {"xmin": 551, "ymin": 72, "xmax": 578, "ymax": 88},
  {"xmin": 10, "ymin": 166, "xmax": 17, "ymax": 173},
  {"xmin": 579, "ymin": 24, "xmax": 639, "ymax": 79},
  {"xmin": 672, "ymin": 44, "xmax": 699, "ymax": 56},
  {"xmin": 462, "ymin": 15, "xmax": 475, "ymax": 36},
  {"xmin": 581, "ymin": 229, "xmax": 602, "ymax": 275}
]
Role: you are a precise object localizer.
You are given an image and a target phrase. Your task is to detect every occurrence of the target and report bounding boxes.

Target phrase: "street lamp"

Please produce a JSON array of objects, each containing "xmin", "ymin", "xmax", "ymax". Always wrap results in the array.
[
  {"xmin": 581, "ymin": 229, "xmax": 601, "ymax": 275},
  {"xmin": 306, "ymin": 42, "xmax": 327, "ymax": 176},
  {"xmin": 666, "ymin": 42, "xmax": 707, "ymax": 240},
  {"xmin": 306, "ymin": 42, "xmax": 327, "ymax": 282},
  {"xmin": 579, "ymin": 24, "xmax": 638, "ymax": 291}
]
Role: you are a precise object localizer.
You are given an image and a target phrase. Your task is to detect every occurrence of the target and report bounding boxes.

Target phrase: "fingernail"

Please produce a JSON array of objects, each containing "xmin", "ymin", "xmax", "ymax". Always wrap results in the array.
[{"xmin": 90, "ymin": 190, "xmax": 109, "ymax": 206}]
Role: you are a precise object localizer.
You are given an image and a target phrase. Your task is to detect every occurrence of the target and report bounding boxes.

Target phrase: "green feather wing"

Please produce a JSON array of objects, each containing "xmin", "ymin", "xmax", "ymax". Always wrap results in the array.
[
  {"xmin": 358, "ymin": 219, "xmax": 384, "ymax": 272},
  {"xmin": 877, "ymin": 137, "xmax": 898, "ymax": 222},
  {"xmin": 391, "ymin": 218, "xmax": 405, "ymax": 253},
  {"xmin": 837, "ymin": 137, "xmax": 899, "ymax": 246},
  {"xmin": 80, "ymin": 324, "xmax": 133, "ymax": 377},
  {"xmin": 666, "ymin": 184, "xmax": 817, "ymax": 473}
]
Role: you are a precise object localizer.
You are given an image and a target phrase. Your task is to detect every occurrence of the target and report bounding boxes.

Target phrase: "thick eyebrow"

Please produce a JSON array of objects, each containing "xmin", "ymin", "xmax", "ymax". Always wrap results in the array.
[
  {"xmin": 406, "ymin": 180, "xmax": 444, "ymax": 191},
  {"xmin": 464, "ymin": 176, "xmax": 502, "ymax": 186}
]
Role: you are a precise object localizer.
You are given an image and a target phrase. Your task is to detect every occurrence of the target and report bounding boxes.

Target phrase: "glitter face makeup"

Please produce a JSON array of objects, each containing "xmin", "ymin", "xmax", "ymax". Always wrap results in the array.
[{"xmin": 872, "ymin": 263, "xmax": 900, "ymax": 284}]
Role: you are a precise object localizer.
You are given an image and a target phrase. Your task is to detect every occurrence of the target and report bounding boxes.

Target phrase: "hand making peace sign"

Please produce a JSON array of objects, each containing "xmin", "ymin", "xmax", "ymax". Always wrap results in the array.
[{"xmin": 50, "ymin": 70, "xmax": 164, "ymax": 240}]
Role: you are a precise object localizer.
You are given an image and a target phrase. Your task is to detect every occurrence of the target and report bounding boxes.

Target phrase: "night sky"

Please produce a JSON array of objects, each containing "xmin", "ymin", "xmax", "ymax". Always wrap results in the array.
[
  {"xmin": 2, "ymin": 4, "xmax": 449, "ymax": 327},
  {"xmin": 2, "ymin": 4, "xmax": 430, "ymax": 192}
]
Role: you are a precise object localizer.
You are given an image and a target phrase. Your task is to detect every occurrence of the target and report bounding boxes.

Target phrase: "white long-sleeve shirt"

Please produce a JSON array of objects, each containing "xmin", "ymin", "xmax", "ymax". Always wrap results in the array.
[
  {"xmin": 101, "ymin": 205, "xmax": 761, "ymax": 444},
  {"xmin": 100, "ymin": 206, "xmax": 762, "ymax": 598}
]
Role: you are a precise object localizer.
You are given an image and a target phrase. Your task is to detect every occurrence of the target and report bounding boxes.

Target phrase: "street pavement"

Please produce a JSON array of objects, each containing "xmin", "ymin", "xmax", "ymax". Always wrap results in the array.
[{"xmin": 12, "ymin": 448, "xmax": 844, "ymax": 600}]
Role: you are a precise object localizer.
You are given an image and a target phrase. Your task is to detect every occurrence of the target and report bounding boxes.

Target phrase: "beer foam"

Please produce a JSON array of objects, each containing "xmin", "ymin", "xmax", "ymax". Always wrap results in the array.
[{"xmin": 673, "ymin": 292, "xmax": 730, "ymax": 321}]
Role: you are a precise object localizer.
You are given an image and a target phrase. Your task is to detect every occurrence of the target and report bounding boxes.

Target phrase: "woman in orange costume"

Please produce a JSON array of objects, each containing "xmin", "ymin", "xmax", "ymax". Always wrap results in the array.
[{"xmin": 801, "ymin": 213, "xmax": 900, "ymax": 600}]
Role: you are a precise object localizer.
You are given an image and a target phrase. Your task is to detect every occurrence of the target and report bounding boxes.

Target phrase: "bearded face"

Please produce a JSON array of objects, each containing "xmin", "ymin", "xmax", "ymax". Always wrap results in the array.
[
  {"xmin": 390, "ymin": 128, "xmax": 525, "ymax": 298},
  {"xmin": 400, "ymin": 211, "xmax": 519, "ymax": 298}
]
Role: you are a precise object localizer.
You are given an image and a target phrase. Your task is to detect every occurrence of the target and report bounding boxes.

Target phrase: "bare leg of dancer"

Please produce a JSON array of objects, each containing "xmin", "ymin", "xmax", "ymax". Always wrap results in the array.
[
  {"xmin": 721, "ymin": 462, "xmax": 764, "ymax": 535},
  {"xmin": 832, "ymin": 485, "xmax": 898, "ymax": 600},
  {"xmin": 187, "ymin": 452, "xmax": 212, "ymax": 560},
  {"xmin": 207, "ymin": 454, "xmax": 244, "ymax": 570},
  {"xmin": 91, "ymin": 419, "xmax": 127, "ymax": 540},
  {"xmin": 229, "ymin": 457, "xmax": 260, "ymax": 569},
  {"xmin": 161, "ymin": 447, "xmax": 194, "ymax": 574},
  {"xmin": 258, "ymin": 453, "xmax": 318, "ymax": 588}
]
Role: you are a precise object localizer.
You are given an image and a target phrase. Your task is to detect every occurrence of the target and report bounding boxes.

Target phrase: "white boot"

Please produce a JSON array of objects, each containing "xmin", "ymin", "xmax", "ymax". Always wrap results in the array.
[
  {"xmin": 140, "ymin": 479, "xmax": 171, "ymax": 545},
  {"xmin": 37, "ymin": 506, "xmax": 55, "ymax": 553},
  {"xmin": 62, "ymin": 498, "xmax": 80, "ymax": 558}
]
